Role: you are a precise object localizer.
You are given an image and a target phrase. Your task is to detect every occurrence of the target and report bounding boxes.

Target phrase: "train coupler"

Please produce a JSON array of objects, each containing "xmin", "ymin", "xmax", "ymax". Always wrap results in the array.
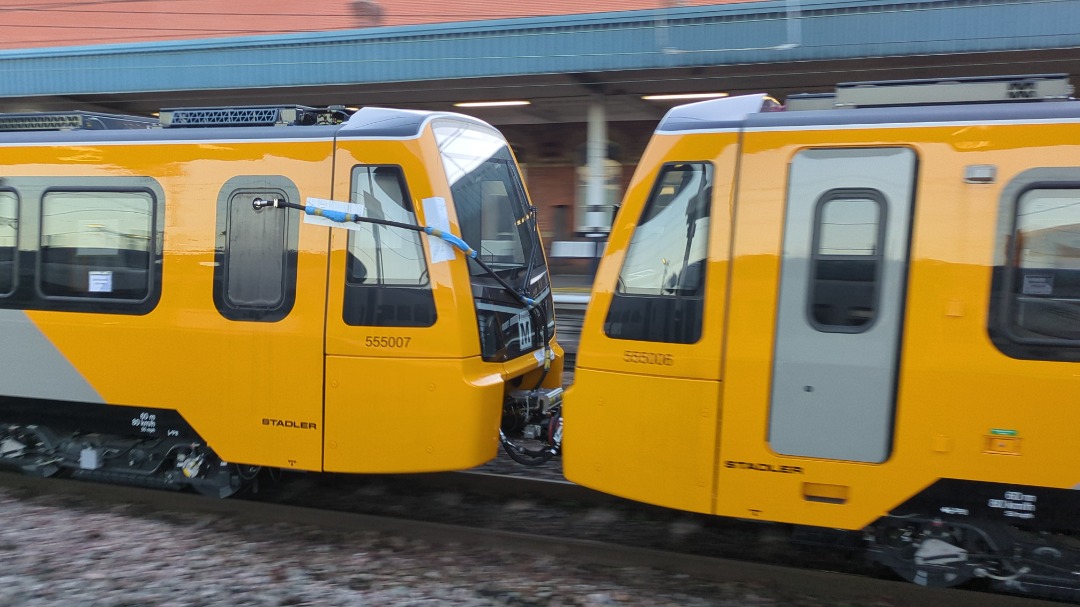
[{"xmin": 507, "ymin": 387, "xmax": 564, "ymax": 416}]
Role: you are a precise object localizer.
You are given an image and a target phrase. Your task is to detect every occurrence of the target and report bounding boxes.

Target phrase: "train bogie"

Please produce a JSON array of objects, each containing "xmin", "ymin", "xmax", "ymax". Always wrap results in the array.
[{"xmin": 564, "ymin": 74, "xmax": 1080, "ymax": 594}]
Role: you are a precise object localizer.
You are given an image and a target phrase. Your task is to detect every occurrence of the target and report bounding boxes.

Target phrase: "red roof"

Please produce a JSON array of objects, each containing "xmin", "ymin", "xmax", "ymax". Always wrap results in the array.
[{"xmin": 0, "ymin": 0, "xmax": 755, "ymax": 50}]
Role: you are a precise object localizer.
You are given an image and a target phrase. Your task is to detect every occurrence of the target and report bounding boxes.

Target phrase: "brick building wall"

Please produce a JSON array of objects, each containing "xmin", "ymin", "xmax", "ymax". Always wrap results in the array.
[{"xmin": 1, "ymin": 0, "xmax": 752, "ymax": 50}]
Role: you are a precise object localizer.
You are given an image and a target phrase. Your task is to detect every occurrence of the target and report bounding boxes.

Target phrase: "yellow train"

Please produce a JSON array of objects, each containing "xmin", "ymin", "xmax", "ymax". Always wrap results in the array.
[
  {"xmin": 564, "ymin": 74, "xmax": 1080, "ymax": 594},
  {"xmin": 0, "ymin": 105, "xmax": 562, "ymax": 496}
]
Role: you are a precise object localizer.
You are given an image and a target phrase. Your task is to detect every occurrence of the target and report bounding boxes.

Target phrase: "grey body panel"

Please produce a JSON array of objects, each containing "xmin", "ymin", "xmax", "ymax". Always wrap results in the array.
[
  {"xmin": 0, "ymin": 309, "xmax": 103, "ymax": 403},
  {"xmin": 769, "ymin": 147, "xmax": 915, "ymax": 463}
]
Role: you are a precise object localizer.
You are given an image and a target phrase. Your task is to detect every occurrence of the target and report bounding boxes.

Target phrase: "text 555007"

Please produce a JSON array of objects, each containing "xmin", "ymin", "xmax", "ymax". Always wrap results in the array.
[{"xmin": 365, "ymin": 336, "xmax": 412, "ymax": 348}]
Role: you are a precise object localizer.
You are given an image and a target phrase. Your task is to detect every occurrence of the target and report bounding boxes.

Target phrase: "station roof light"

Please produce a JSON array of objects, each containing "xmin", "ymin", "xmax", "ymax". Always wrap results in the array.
[
  {"xmin": 642, "ymin": 92, "xmax": 729, "ymax": 101},
  {"xmin": 453, "ymin": 100, "xmax": 532, "ymax": 108}
]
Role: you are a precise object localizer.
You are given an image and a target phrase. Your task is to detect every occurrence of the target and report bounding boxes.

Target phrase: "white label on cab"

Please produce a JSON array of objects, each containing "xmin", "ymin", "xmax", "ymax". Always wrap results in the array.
[{"xmin": 422, "ymin": 196, "xmax": 455, "ymax": 263}]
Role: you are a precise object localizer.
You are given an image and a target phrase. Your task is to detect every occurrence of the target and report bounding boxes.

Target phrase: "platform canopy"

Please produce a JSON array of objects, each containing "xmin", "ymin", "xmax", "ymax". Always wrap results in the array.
[{"xmin": 2, "ymin": 0, "xmax": 1080, "ymax": 125}]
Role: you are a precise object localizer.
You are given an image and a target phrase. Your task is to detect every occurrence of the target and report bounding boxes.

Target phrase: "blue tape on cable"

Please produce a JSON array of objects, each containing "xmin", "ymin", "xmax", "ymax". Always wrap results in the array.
[
  {"xmin": 306, "ymin": 206, "xmax": 351, "ymax": 223},
  {"xmin": 424, "ymin": 227, "xmax": 477, "ymax": 258}
]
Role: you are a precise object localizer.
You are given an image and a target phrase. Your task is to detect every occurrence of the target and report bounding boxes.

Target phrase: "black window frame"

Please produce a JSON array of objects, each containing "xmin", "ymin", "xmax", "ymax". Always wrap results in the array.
[
  {"xmin": 989, "ymin": 173, "xmax": 1080, "ymax": 361},
  {"xmin": 806, "ymin": 188, "xmax": 887, "ymax": 334},
  {"xmin": 37, "ymin": 187, "xmax": 157, "ymax": 303},
  {"xmin": 0, "ymin": 188, "xmax": 18, "ymax": 297},
  {"xmin": 212, "ymin": 176, "xmax": 300, "ymax": 323},
  {"xmin": 342, "ymin": 164, "xmax": 436, "ymax": 328},
  {"xmin": 33, "ymin": 185, "xmax": 163, "ymax": 315},
  {"xmin": 603, "ymin": 161, "xmax": 713, "ymax": 345},
  {"xmin": 0, "ymin": 178, "xmax": 165, "ymax": 316}
]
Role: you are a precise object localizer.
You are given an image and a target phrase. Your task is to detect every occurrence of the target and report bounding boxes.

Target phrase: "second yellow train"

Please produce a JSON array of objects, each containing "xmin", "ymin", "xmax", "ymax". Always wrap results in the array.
[{"xmin": 564, "ymin": 74, "xmax": 1080, "ymax": 595}]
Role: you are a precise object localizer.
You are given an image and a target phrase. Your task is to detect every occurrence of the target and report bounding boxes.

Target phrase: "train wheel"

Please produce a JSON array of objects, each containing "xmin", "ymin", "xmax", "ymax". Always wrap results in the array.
[
  {"xmin": 873, "ymin": 520, "xmax": 984, "ymax": 588},
  {"xmin": 190, "ymin": 465, "xmax": 260, "ymax": 498},
  {"xmin": 885, "ymin": 544, "xmax": 975, "ymax": 587},
  {"xmin": 186, "ymin": 452, "xmax": 261, "ymax": 498},
  {"xmin": 0, "ymin": 424, "xmax": 63, "ymax": 478}
]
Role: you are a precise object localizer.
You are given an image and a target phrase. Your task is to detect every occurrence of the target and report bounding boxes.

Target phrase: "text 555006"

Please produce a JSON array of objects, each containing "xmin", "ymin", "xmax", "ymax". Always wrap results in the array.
[{"xmin": 623, "ymin": 350, "xmax": 674, "ymax": 365}]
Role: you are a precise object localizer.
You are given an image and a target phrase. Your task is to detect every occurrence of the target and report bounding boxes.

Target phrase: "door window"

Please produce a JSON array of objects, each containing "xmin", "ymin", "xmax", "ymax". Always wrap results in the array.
[
  {"xmin": 213, "ymin": 177, "xmax": 299, "ymax": 322},
  {"xmin": 809, "ymin": 191, "xmax": 885, "ymax": 331}
]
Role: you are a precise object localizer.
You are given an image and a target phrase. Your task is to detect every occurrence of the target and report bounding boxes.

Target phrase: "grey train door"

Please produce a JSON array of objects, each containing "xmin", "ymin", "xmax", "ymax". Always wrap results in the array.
[{"xmin": 769, "ymin": 147, "xmax": 915, "ymax": 463}]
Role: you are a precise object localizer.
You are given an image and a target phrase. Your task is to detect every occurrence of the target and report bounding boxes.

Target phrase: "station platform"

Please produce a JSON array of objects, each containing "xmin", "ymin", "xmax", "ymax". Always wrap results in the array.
[
  {"xmin": 551, "ymin": 274, "xmax": 593, "ymax": 308},
  {"xmin": 551, "ymin": 273, "xmax": 594, "ymax": 294}
]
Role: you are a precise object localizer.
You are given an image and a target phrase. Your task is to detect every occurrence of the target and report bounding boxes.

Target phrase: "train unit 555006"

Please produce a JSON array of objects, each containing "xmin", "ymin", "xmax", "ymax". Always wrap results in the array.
[
  {"xmin": 0, "ymin": 105, "xmax": 562, "ymax": 496},
  {"xmin": 563, "ymin": 74, "xmax": 1080, "ymax": 596}
]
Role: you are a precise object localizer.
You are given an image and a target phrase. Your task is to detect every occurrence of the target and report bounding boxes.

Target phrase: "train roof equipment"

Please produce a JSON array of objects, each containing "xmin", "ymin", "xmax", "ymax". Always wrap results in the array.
[
  {"xmin": 785, "ymin": 73, "xmax": 1074, "ymax": 111},
  {"xmin": 158, "ymin": 105, "xmax": 353, "ymax": 128},
  {"xmin": 657, "ymin": 74, "xmax": 1078, "ymax": 134},
  {"xmin": 0, "ymin": 110, "xmax": 158, "ymax": 132}
]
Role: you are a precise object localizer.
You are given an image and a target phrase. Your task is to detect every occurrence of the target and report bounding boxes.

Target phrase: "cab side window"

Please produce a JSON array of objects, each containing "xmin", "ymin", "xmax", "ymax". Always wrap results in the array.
[
  {"xmin": 342, "ymin": 165, "xmax": 435, "ymax": 327},
  {"xmin": 604, "ymin": 162, "xmax": 712, "ymax": 344},
  {"xmin": 347, "ymin": 166, "xmax": 429, "ymax": 287}
]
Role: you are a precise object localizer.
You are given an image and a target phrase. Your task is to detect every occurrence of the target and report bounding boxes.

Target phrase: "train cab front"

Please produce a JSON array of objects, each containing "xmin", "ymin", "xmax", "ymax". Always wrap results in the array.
[
  {"xmin": 322, "ymin": 108, "xmax": 562, "ymax": 474},
  {"xmin": 561, "ymin": 157, "xmax": 728, "ymax": 515}
]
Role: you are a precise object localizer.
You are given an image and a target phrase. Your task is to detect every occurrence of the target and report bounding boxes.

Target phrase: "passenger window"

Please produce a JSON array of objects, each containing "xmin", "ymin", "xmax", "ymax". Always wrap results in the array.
[
  {"xmin": 1006, "ymin": 187, "xmax": 1080, "ymax": 341},
  {"xmin": 342, "ymin": 165, "xmax": 435, "ymax": 327},
  {"xmin": 604, "ymin": 162, "xmax": 712, "ymax": 344},
  {"xmin": 0, "ymin": 191, "xmax": 16, "ymax": 296},
  {"xmin": 39, "ymin": 190, "xmax": 154, "ymax": 301},
  {"xmin": 809, "ymin": 191, "xmax": 884, "ymax": 331},
  {"xmin": 213, "ymin": 177, "xmax": 299, "ymax": 322}
]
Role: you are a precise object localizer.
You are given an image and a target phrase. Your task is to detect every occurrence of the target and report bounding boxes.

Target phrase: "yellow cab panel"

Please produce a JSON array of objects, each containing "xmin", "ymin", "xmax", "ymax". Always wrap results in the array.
[
  {"xmin": 323, "ymin": 109, "xmax": 561, "ymax": 472},
  {"xmin": 563, "ymin": 96, "xmax": 756, "ymax": 513}
]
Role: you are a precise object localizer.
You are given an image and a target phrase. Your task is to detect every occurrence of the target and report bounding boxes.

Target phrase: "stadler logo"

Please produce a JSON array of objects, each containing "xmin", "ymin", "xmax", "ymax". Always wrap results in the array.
[
  {"xmin": 724, "ymin": 460, "xmax": 804, "ymax": 474},
  {"xmin": 262, "ymin": 418, "xmax": 317, "ymax": 430}
]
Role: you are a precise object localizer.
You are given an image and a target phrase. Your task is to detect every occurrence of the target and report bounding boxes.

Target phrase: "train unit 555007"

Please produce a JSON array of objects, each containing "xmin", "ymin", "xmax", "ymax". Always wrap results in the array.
[
  {"xmin": 0, "ymin": 105, "xmax": 562, "ymax": 496},
  {"xmin": 563, "ymin": 74, "xmax": 1080, "ymax": 596}
]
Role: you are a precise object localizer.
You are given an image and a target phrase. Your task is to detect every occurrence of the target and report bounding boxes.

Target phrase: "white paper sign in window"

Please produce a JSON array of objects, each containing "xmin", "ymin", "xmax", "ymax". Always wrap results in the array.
[{"xmin": 88, "ymin": 271, "xmax": 113, "ymax": 293}]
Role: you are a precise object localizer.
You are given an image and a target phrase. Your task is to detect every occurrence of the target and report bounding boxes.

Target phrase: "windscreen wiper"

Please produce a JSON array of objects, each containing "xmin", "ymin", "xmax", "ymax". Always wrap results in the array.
[{"xmin": 252, "ymin": 197, "xmax": 538, "ymax": 308}]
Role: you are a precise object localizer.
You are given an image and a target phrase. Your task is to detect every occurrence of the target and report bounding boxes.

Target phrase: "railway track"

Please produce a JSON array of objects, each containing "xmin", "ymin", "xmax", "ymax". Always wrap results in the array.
[{"xmin": 0, "ymin": 470, "xmax": 1065, "ymax": 606}]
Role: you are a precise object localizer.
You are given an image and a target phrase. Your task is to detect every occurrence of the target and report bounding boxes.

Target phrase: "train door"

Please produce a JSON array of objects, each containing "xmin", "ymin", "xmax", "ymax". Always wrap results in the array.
[
  {"xmin": 206, "ymin": 174, "xmax": 328, "ymax": 470},
  {"xmin": 768, "ymin": 148, "xmax": 916, "ymax": 463},
  {"xmin": 320, "ymin": 155, "xmax": 449, "ymax": 473}
]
